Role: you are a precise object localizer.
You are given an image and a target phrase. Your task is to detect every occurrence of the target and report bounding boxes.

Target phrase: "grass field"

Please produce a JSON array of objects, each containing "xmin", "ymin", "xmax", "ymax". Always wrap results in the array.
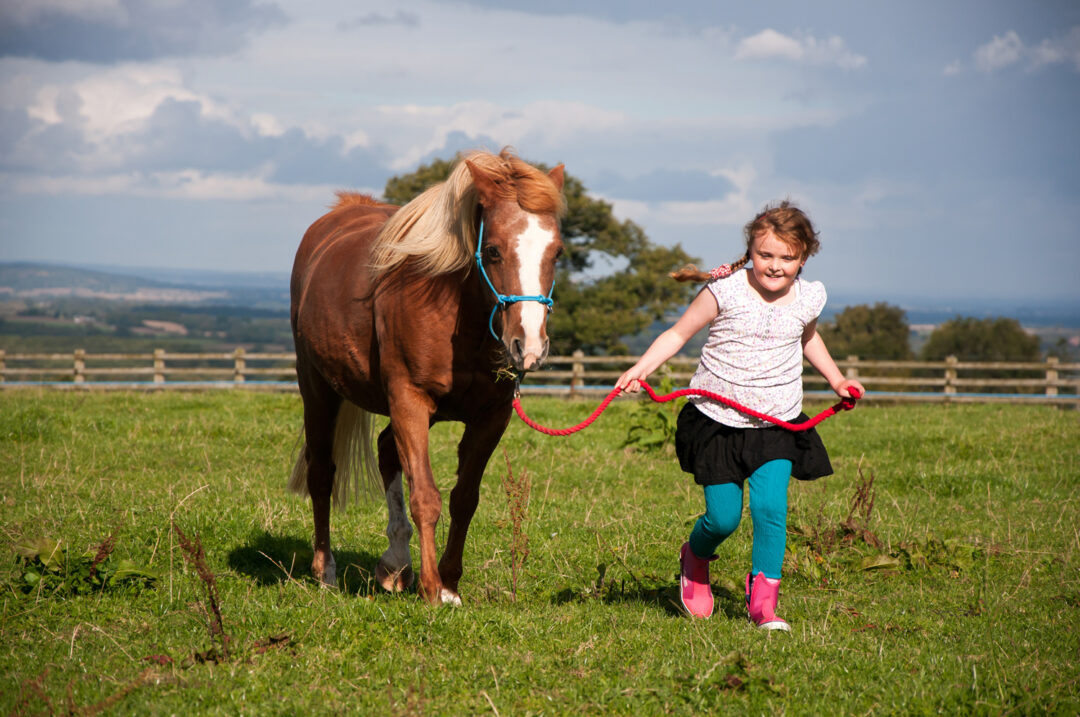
[{"xmin": 1, "ymin": 390, "xmax": 1078, "ymax": 714}]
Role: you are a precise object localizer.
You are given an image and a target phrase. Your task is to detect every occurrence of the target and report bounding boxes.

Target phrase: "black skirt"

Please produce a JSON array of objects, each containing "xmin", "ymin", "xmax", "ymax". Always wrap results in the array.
[{"xmin": 674, "ymin": 402, "xmax": 833, "ymax": 487}]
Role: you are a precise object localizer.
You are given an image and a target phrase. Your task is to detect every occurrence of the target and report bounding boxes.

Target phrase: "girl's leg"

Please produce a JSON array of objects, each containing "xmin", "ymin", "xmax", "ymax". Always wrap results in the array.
[
  {"xmin": 747, "ymin": 459, "xmax": 793, "ymax": 579},
  {"xmin": 745, "ymin": 459, "xmax": 794, "ymax": 630},
  {"xmin": 680, "ymin": 482, "xmax": 742, "ymax": 618},
  {"xmin": 688, "ymin": 481, "xmax": 743, "ymax": 559}
]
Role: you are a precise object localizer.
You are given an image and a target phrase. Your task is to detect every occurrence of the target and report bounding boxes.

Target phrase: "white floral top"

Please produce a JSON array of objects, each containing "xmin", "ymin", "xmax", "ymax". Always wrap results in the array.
[{"xmin": 689, "ymin": 269, "xmax": 827, "ymax": 428}]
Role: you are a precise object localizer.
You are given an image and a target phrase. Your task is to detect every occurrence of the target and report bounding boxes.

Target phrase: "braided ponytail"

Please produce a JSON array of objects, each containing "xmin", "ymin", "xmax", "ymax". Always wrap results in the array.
[{"xmin": 669, "ymin": 253, "xmax": 749, "ymax": 283}]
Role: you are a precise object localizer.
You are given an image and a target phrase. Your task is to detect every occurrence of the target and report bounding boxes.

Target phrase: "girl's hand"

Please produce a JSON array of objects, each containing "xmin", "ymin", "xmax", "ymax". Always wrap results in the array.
[
  {"xmin": 834, "ymin": 379, "xmax": 865, "ymax": 399},
  {"xmin": 616, "ymin": 366, "xmax": 648, "ymax": 393}
]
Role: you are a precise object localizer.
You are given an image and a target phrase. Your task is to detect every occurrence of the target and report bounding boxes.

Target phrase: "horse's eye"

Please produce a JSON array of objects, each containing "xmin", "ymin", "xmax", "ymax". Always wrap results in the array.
[{"xmin": 484, "ymin": 246, "xmax": 501, "ymax": 263}]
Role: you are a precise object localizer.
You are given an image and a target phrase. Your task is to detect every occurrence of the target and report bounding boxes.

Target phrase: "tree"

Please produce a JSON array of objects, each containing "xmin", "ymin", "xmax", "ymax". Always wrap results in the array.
[
  {"xmin": 1047, "ymin": 337, "xmax": 1079, "ymax": 363},
  {"xmin": 382, "ymin": 155, "xmax": 699, "ymax": 354},
  {"xmin": 818, "ymin": 303, "xmax": 913, "ymax": 360},
  {"xmin": 920, "ymin": 316, "xmax": 1041, "ymax": 362}
]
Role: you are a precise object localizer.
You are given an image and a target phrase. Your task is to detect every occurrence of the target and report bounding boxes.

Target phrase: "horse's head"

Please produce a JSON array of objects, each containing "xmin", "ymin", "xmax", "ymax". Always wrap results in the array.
[{"xmin": 466, "ymin": 159, "xmax": 565, "ymax": 373}]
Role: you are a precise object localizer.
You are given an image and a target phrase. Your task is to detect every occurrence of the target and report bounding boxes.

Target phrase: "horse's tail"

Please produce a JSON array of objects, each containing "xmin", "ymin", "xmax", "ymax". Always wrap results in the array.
[{"xmin": 288, "ymin": 400, "xmax": 383, "ymax": 508}]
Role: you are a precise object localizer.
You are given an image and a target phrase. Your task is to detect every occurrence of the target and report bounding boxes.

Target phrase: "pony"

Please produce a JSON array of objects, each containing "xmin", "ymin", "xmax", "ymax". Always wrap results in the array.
[{"xmin": 288, "ymin": 148, "xmax": 565, "ymax": 605}]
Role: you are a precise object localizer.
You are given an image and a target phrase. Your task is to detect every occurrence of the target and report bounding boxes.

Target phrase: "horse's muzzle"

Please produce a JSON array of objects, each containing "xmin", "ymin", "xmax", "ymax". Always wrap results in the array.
[{"xmin": 510, "ymin": 337, "xmax": 549, "ymax": 372}]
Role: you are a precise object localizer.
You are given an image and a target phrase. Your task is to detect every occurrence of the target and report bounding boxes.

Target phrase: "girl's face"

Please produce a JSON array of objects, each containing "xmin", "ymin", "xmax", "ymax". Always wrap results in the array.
[{"xmin": 748, "ymin": 230, "xmax": 805, "ymax": 301}]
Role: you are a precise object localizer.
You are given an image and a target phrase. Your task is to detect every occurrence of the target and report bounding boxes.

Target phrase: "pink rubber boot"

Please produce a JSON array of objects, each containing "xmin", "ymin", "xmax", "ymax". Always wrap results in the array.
[
  {"xmin": 745, "ymin": 572, "xmax": 791, "ymax": 631},
  {"xmin": 679, "ymin": 542, "xmax": 717, "ymax": 618}
]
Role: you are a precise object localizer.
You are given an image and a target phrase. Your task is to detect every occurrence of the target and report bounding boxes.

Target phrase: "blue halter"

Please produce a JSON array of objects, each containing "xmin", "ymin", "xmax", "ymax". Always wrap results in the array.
[{"xmin": 474, "ymin": 219, "xmax": 555, "ymax": 342}]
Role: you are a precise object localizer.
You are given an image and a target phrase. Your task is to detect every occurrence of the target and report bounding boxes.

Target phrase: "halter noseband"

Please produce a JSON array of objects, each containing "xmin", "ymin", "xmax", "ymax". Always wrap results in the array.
[{"xmin": 474, "ymin": 218, "xmax": 555, "ymax": 342}]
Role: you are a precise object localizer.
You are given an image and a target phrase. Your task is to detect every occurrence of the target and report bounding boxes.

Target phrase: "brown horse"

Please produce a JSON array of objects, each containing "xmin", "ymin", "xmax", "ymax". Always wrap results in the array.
[{"xmin": 288, "ymin": 148, "xmax": 565, "ymax": 605}]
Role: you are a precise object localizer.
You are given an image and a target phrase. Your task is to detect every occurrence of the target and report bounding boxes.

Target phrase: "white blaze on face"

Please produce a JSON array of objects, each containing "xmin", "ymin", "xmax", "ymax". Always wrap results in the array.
[{"xmin": 514, "ymin": 214, "xmax": 556, "ymax": 359}]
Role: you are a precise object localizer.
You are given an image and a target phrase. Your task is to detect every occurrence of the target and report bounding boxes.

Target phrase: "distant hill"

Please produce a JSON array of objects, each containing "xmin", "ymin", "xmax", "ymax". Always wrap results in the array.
[
  {"xmin": 2, "ymin": 261, "xmax": 1077, "ymax": 328},
  {"xmin": 0, "ymin": 263, "xmax": 172, "ymax": 293},
  {"xmin": 0, "ymin": 262, "xmax": 289, "ymax": 309}
]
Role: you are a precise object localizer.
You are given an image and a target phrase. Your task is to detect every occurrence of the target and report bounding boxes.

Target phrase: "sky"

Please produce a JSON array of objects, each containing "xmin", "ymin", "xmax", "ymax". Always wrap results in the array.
[{"xmin": 1, "ymin": 0, "xmax": 1078, "ymax": 306}]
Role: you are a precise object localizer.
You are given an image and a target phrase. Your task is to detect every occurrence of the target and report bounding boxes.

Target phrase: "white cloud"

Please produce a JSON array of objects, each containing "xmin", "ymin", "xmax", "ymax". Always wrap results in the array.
[
  {"xmin": 974, "ymin": 30, "xmax": 1024, "ymax": 72},
  {"xmin": 375, "ymin": 100, "xmax": 626, "ymax": 170},
  {"xmin": 250, "ymin": 113, "xmax": 285, "ymax": 137},
  {"xmin": 736, "ymin": 29, "xmax": 804, "ymax": 62},
  {"xmin": 5, "ymin": 167, "xmax": 344, "ymax": 202},
  {"xmin": 1, "ymin": 0, "xmax": 126, "ymax": 25},
  {"xmin": 1030, "ymin": 26, "xmax": 1080, "ymax": 71},
  {"xmin": 735, "ymin": 29, "xmax": 867, "ymax": 69},
  {"xmin": 1, "ymin": 0, "xmax": 286, "ymax": 63},
  {"xmin": 28, "ymin": 65, "xmax": 215, "ymax": 140},
  {"xmin": 971, "ymin": 27, "xmax": 1080, "ymax": 74},
  {"xmin": 603, "ymin": 162, "xmax": 756, "ymax": 229}
]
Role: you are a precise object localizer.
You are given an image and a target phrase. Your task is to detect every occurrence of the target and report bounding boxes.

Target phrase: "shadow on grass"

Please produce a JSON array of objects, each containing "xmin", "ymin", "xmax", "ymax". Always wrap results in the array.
[
  {"xmin": 227, "ymin": 532, "xmax": 389, "ymax": 597},
  {"xmin": 551, "ymin": 576, "xmax": 746, "ymax": 620},
  {"xmin": 549, "ymin": 578, "xmax": 683, "ymax": 616}
]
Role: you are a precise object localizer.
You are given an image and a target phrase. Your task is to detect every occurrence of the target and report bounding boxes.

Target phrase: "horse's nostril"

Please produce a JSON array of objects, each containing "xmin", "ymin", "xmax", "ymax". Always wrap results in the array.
[{"xmin": 511, "ymin": 338, "xmax": 524, "ymax": 358}]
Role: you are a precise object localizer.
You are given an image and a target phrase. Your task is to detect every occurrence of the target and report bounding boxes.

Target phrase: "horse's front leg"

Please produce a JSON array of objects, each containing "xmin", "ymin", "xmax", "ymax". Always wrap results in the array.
[
  {"xmin": 438, "ymin": 406, "xmax": 512, "ymax": 601},
  {"xmin": 387, "ymin": 390, "xmax": 448, "ymax": 605}
]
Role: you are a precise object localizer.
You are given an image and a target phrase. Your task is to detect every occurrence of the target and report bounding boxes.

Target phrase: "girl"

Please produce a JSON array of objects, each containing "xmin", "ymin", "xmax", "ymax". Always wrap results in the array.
[{"xmin": 617, "ymin": 201, "xmax": 864, "ymax": 629}]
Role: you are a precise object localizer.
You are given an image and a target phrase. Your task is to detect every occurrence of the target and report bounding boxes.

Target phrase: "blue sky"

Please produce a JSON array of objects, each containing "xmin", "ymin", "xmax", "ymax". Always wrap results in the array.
[{"xmin": 1, "ymin": 0, "xmax": 1078, "ymax": 305}]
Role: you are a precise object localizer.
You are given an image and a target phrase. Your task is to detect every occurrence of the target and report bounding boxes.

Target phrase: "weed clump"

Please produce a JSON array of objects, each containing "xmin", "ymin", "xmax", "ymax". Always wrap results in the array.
[
  {"xmin": 12, "ymin": 529, "xmax": 156, "ymax": 597},
  {"xmin": 172, "ymin": 522, "xmax": 230, "ymax": 661},
  {"xmin": 789, "ymin": 468, "xmax": 985, "ymax": 581},
  {"xmin": 500, "ymin": 450, "xmax": 531, "ymax": 602}
]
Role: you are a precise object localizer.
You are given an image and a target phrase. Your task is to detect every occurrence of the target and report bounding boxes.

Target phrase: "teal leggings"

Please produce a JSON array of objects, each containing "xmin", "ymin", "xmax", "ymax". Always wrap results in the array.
[{"xmin": 687, "ymin": 459, "xmax": 792, "ymax": 580}]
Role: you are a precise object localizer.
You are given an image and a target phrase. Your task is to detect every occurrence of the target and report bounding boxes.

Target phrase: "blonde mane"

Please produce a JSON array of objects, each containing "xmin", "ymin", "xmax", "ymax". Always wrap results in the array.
[{"xmin": 369, "ymin": 148, "xmax": 565, "ymax": 277}]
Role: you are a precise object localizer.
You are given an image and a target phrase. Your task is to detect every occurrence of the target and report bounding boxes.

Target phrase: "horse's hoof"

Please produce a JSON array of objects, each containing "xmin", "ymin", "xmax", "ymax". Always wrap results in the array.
[
  {"xmin": 440, "ymin": 588, "xmax": 462, "ymax": 607},
  {"xmin": 376, "ymin": 561, "xmax": 415, "ymax": 593},
  {"xmin": 313, "ymin": 555, "xmax": 337, "ymax": 588}
]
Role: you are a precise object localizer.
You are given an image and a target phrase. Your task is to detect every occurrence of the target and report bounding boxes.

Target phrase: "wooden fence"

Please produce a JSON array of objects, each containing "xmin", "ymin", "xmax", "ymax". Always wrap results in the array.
[{"xmin": 0, "ymin": 348, "xmax": 1077, "ymax": 405}]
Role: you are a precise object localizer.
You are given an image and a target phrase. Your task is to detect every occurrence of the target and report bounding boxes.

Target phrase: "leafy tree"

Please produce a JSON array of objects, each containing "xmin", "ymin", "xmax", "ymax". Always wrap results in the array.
[
  {"xmin": 819, "ymin": 302, "xmax": 913, "ymax": 360},
  {"xmin": 920, "ymin": 316, "xmax": 1041, "ymax": 362},
  {"xmin": 1047, "ymin": 337, "xmax": 1080, "ymax": 363},
  {"xmin": 382, "ymin": 155, "xmax": 699, "ymax": 354},
  {"xmin": 383, "ymin": 157, "xmax": 456, "ymax": 205}
]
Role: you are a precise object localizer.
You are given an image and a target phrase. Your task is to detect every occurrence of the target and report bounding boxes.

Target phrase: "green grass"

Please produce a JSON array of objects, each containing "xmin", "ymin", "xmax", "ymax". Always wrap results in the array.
[{"xmin": 1, "ymin": 390, "xmax": 1078, "ymax": 714}]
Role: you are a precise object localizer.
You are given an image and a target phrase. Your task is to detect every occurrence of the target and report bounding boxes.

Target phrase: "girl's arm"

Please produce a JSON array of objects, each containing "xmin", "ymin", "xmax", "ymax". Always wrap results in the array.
[
  {"xmin": 802, "ymin": 319, "xmax": 866, "ymax": 398},
  {"xmin": 616, "ymin": 288, "xmax": 719, "ymax": 392}
]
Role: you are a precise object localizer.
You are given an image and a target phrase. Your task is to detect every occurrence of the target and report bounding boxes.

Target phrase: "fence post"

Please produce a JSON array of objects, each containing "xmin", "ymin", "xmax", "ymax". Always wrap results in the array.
[
  {"xmin": 233, "ymin": 347, "xmax": 246, "ymax": 384},
  {"xmin": 153, "ymin": 348, "xmax": 165, "ymax": 384},
  {"xmin": 0, "ymin": 349, "xmax": 5, "ymax": 384},
  {"xmin": 1045, "ymin": 356, "xmax": 1059, "ymax": 397},
  {"xmin": 571, "ymin": 349, "xmax": 585, "ymax": 396},
  {"xmin": 944, "ymin": 355, "xmax": 957, "ymax": 398},
  {"xmin": 845, "ymin": 355, "xmax": 859, "ymax": 381},
  {"xmin": 74, "ymin": 348, "xmax": 85, "ymax": 384}
]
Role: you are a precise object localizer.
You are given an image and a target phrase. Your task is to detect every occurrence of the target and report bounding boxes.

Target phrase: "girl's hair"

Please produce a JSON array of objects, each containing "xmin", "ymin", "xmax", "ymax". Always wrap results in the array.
[{"xmin": 670, "ymin": 200, "xmax": 821, "ymax": 283}]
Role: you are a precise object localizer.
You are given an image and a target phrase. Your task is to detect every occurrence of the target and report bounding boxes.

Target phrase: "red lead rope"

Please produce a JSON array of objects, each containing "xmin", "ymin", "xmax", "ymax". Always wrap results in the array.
[{"xmin": 512, "ymin": 382, "xmax": 861, "ymax": 437}]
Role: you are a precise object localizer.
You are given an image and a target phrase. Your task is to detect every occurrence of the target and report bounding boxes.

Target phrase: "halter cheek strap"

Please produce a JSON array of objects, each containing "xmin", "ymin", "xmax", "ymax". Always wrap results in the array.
[{"xmin": 474, "ymin": 219, "xmax": 555, "ymax": 342}]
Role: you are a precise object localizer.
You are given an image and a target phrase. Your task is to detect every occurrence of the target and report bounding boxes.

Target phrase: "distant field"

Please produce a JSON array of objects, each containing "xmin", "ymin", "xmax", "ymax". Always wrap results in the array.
[{"xmin": 1, "ymin": 391, "xmax": 1078, "ymax": 714}]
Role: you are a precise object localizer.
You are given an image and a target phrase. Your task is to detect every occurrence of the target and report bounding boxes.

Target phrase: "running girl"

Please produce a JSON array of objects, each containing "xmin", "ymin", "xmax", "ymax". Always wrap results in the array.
[{"xmin": 616, "ymin": 200, "xmax": 865, "ymax": 629}]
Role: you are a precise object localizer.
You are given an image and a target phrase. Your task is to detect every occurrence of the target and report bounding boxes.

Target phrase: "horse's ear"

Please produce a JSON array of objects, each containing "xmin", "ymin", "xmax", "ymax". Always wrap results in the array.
[
  {"xmin": 547, "ymin": 164, "xmax": 565, "ymax": 192},
  {"xmin": 465, "ymin": 160, "xmax": 499, "ymax": 207}
]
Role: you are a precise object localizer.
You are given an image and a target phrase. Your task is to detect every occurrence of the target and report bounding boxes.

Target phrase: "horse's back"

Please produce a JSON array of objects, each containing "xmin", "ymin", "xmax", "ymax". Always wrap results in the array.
[
  {"xmin": 292, "ymin": 194, "xmax": 396, "ymax": 286},
  {"xmin": 291, "ymin": 195, "xmax": 398, "ymax": 401}
]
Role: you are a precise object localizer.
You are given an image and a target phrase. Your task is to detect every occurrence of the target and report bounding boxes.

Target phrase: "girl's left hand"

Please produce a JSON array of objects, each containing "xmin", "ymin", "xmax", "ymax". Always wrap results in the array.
[{"xmin": 835, "ymin": 379, "xmax": 865, "ymax": 399}]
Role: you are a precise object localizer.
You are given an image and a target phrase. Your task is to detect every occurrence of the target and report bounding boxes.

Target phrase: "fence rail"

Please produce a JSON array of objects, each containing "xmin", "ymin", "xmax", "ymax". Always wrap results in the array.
[{"xmin": 0, "ymin": 348, "xmax": 1077, "ymax": 405}]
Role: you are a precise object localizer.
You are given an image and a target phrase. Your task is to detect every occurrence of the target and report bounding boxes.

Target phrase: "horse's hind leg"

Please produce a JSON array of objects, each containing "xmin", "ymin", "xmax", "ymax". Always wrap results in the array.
[
  {"xmin": 439, "ymin": 407, "xmax": 512, "ymax": 601},
  {"xmin": 298, "ymin": 367, "xmax": 342, "ymax": 586},
  {"xmin": 375, "ymin": 425, "xmax": 415, "ymax": 592}
]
